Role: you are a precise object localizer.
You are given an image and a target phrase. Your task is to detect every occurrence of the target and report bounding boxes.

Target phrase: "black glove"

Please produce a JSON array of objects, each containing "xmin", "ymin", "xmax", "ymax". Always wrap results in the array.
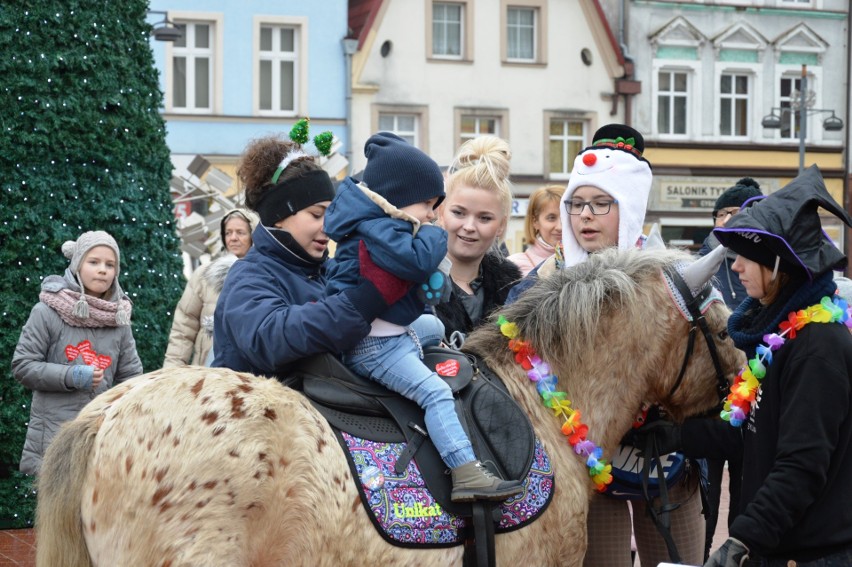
[
  {"xmin": 705, "ymin": 537, "xmax": 749, "ymax": 567},
  {"xmin": 632, "ymin": 419, "xmax": 682, "ymax": 456}
]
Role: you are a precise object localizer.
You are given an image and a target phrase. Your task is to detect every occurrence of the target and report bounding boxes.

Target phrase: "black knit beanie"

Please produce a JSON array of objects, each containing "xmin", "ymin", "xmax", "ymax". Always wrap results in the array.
[
  {"xmin": 362, "ymin": 132, "xmax": 445, "ymax": 209},
  {"xmin": 714, "ymin": 177, "xmax": 763, "ymax": 213}
]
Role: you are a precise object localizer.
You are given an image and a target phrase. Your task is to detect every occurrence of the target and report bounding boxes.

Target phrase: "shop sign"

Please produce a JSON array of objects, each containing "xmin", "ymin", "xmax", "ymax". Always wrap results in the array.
[{"xmin": 652, "ymin": 178, "xmax": 734, "ymax": 211}]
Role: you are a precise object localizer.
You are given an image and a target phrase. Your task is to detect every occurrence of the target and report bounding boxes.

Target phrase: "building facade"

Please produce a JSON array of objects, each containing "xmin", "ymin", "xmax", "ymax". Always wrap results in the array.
[
  {"xmin": 146, "ymin": 0, "xmax": 352, "ymax": 263},
  {"xmin": 147, "ymin": 0, "xmax": 351, "ymax": 188},
  {"xmin": 610, "ymin": 0, "xmax": 849, "ymax": 251},
  {"xmin": 347, "ymin": 0, "xmax": 630, "ymax": 252},
  {"xmin": 145, "ymin": 1, "xmax": 849, "ymax": 258}
]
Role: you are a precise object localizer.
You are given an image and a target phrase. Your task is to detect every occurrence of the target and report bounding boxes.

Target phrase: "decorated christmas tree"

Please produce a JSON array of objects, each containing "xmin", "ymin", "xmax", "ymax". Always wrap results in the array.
[{"xmin": 0, "ymin": 2, "xmax": 183, "ymax": 526}]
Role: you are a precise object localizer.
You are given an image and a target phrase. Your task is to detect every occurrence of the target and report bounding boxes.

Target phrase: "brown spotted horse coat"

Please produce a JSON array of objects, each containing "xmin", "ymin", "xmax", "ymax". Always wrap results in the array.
[{"xmin": 34, "ymin": 247, "xmax": 744, "ymax": 567}]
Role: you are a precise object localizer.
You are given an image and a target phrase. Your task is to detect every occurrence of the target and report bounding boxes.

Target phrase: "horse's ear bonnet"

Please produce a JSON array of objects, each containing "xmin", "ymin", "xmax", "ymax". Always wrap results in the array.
[
  {"xmin": 643, "ymin": 223, "xmax": 665, "ymax": 251},
  {"xmin": 681, "ymin": 244, "xmax": 726, "ymax": 292},
  {"xmin": 714, "ymin": 165, "xmax": 852, "ymax": 281}
]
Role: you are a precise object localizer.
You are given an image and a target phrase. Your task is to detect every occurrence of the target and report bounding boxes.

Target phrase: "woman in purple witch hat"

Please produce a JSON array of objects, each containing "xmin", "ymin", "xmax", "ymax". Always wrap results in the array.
[{"xmin": 702, "ymin": 165, "xmax": 852, "ymax": 567}]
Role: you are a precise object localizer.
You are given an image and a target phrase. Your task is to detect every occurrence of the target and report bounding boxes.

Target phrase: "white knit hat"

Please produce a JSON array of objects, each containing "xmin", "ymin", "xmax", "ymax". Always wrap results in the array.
[
  {"xmin": 63, "ymin": 231, "xmax": 121, "ymax": 275},
  {"xmin": 62, "ymin": 231, "xmax": 128, "ymax": 324},
  {"xmin": 560, "ymin": 145, "xmax": 653, "ymax": 268}
]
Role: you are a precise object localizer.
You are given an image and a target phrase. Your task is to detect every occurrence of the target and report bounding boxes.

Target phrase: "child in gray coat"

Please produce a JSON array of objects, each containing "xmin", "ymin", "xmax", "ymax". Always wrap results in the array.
[{"xmin": 12, "ymin": 231, "xmax": 143, "ymax": 475}]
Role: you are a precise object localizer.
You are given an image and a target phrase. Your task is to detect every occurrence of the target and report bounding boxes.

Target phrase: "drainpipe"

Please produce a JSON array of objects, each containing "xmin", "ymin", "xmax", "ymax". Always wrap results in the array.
[
  {"xmin": 618, "ymin": 0, "xmax": 630, "ymax": 68},
  {"xmin": 342, "ymin": 35, "xmax": 359, "ymax": 176},
  {"xmin": 612, "ymin": 0, "xmax": 639, "ymax": 123}
]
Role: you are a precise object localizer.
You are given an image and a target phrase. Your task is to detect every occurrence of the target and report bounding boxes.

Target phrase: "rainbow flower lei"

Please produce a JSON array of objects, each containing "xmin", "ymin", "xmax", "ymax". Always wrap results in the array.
[
  {"xmin": 722, "ymin": 295, "xmax": 852, "ymax": 427},
  {"xmin": 497, "ymin": 315, "xmax": 613, "ymax": 491}
]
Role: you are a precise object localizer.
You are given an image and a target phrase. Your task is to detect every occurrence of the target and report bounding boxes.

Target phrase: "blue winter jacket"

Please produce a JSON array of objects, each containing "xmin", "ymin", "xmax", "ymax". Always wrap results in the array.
[
  {"xmin": 212, "ymin": 224, "xmax": 387, "ymax": 380},
  {"xmin": 324, "ymin": 178, "xmax": 448, "ymax": 326},
  {"xmin": 698, "ymin": 233, "xmax": 748, "ymax": 309}
]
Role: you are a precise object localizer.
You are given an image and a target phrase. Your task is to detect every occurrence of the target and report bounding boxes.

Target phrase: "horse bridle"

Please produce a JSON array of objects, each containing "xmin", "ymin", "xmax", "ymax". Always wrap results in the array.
[
  {"xmin": 663, "ymin": 266, "xmax": 730, "ymax": 400},
  {"xmin": 638, "ymin": 266, "xmax": 731, "ymax": 564}
]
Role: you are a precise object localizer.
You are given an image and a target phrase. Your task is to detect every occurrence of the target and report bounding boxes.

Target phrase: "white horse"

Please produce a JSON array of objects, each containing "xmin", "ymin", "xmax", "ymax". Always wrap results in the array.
[{"xmin": 35, "ymin": 247, "xmax": 743, "ymax": 566}]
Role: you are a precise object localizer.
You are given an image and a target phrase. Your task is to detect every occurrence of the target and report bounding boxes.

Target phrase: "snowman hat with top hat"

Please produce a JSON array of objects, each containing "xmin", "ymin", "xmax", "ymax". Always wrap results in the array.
[{"xmin": 560, "ymin": 124, "xmax": 653, "ymax": 268}]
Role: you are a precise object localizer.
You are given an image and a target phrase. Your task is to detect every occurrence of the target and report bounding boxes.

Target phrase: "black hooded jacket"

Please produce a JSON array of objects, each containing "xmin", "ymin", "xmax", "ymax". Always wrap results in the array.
[
  {"xmin": 709, "ymin": 166, "xmax": 852, "ymax": 561},
  {"xmin": 726, "ymin": 273, "xmax": 852, "ymax": 561},
  {"xmin": 433, "ymin": 253, "xmax": 520, "ymax": 339}
]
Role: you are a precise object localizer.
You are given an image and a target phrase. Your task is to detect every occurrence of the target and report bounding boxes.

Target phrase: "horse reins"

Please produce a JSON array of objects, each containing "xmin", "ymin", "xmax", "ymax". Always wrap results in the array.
[
  {"xmin": 664, "ymin": 266, "xmax": 729, "ymax": 400},
  {"xmin": 643, "ymin": 267, "xmax": 730, "ymax": 564}
]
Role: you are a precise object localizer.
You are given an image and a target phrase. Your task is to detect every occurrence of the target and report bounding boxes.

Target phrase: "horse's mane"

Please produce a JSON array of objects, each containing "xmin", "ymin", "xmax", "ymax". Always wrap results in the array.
[{"xmin": 495, "ymin": 247, "xmax": 695, "ymax": 369}]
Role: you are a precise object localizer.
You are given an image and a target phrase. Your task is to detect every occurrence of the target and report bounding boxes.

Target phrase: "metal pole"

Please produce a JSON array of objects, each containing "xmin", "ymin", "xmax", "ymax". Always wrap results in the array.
[
  {"xmin": 344, "ymin": 48, "xmax": 354, "ymax": 176},
  {"xmin": 799, "ymin": 64, "xmax": 807, "ymax": 175}
]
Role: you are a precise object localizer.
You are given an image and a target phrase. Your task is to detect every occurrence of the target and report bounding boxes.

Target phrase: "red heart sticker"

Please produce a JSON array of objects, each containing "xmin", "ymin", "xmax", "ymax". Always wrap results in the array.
[
  {"xmin": 95, "ymin": 354, "xmax": 112, "ymax": 370},
  {"xmin": 81, "ymin": 350, "xmax": 97, "ymax": 365},
  {"xmin": 77, "ymin": 340, "xmax": 93, "ymax": 353},
  {"xmin": 65, "ymin": 345, "xmax": 80, "ymax": 361},
  {"xmin": 435, "ymin": 359, "xmax": 460, "ymax": 377}
]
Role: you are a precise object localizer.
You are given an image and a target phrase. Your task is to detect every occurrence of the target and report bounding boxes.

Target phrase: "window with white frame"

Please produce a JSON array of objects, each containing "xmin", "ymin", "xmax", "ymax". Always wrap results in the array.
[
  {"xmin": 658, "ymin": 70, "xmax": 688, "ymax": 136},
  {"xmin": 433, "ymin": 2, "xmax": 463, "ymax": 59},
  {"xmin": 548, "ymin": 118, "xmax": 587, "ymax": 178},
  {"xmin": 172, "ymin": 22, "xmax": 213, "ymax": 113},
  {"xmin": 379, "ymin": 114, "xmax": 419, "ymax": 146},
  {"xmin": 779, "ymin": 75, "xmax": 804, "ymax": 141},
  {"xmin": 507, "ymin": 7, "xmax": 536, "ymax": 61},
  {"xmin": 719, "ymin": 73, "xmax": 749, "ymax": 137},
  {"xmin": 258, "ymin": 25, "xmax": 298, "ymax": 115}
]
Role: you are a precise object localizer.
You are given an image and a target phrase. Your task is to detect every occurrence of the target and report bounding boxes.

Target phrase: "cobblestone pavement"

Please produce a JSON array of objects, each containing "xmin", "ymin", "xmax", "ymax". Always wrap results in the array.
[{"xmin": 0, "ymin": 528, "xmax": 35, "ymax": 567}]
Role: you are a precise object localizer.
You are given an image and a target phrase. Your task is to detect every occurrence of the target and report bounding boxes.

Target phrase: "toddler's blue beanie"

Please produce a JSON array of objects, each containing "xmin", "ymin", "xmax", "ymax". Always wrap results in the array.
[{"xmin": 362, "ymin": 132, "xmax": 445, "ymax": 209}]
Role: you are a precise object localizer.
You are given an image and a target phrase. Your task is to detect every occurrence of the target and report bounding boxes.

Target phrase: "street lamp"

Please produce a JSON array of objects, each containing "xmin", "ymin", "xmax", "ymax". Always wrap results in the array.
[
  {"xmin": 761, "ymin": 64, "xmax": 843, "ymax": 174},
  {"xmin": 148, "ymin": 10, "xmax": 184, "ymax": 42}
]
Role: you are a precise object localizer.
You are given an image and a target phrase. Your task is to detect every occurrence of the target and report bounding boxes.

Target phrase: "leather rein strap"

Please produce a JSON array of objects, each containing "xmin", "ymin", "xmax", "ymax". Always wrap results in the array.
[
  {"xmin": 643, "ymin": 267, "xmax": 728, "ymax": 564},
  {"xmin": 663, "ymin": 266, "xmax": 729, "ymax": 400},
  {"xmin": 640, "ymin": 430, "xmax": 682, "ymax": 564}
]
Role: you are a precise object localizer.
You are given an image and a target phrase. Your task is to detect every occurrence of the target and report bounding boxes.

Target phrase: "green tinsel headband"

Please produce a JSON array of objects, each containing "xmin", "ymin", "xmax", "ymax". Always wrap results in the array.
[{"xmin": 271, "ymin": 118, "xmax": 334, "ymax": 184}]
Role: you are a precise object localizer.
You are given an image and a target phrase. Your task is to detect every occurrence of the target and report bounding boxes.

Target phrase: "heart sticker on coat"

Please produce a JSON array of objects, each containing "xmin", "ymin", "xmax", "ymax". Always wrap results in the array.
[
  {"xmin": 95, "ymin": 354, "xmax": 112, "ymax": 370},
  {"xmin": 435, "ymin": 359, "xmax": 460, "ymax": 377},
  {"xmin": 65, "ymin": 345, "xmax": 80, "ymax": 361}
]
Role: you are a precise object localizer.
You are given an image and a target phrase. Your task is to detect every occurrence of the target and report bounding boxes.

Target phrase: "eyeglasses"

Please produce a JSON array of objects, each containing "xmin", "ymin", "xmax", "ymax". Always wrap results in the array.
[
  {"xmin": 712, "ymin": 208, "xmax": 740, "ymax": 221},
  {"xmin": 565, "ymin": 199, "xmax": 618, "ymax": 216}
]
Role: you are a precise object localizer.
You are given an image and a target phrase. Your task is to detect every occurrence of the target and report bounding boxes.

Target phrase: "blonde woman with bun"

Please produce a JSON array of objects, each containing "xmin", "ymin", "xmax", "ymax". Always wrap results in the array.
[
  {"xmin": 507, "ymin": 184, "xmax": 564, "ymax": 276},
  {"xmin": 435, "ymin": 135, "xmax": 521, "ymax": 345}
]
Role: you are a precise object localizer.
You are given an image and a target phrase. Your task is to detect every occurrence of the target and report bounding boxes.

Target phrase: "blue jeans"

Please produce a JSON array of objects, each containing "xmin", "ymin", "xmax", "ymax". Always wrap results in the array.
[{"xmin": 343, "ymin": 314, "xmax": 476, "ymax": 469}]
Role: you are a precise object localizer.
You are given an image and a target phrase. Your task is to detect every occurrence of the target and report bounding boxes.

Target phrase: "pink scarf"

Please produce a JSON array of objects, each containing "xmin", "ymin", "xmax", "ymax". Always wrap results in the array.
[{"xmin": 39, "ymin": 289, "xmax": 132, "ymax": 328}]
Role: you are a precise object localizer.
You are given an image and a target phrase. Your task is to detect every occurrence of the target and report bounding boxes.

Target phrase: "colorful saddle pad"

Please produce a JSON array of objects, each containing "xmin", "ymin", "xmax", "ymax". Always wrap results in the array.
[{"xmin": 339, "ymin": 431, "xmax": 554, "ymax": 547}]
